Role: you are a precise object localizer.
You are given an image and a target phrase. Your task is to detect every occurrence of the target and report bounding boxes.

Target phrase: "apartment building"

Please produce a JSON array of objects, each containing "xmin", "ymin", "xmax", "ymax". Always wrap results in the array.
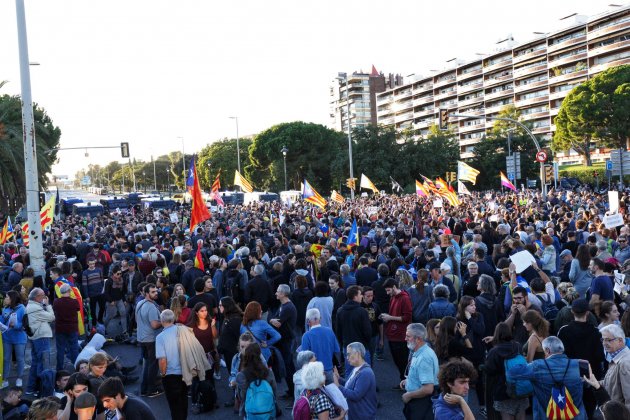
[
  {"xmin": 376, "ymin": 5, "xmax": 630, "ymax": 163},
  {"xmin": 330, "ymin": 66, "xmax": 403, "ymax": 132}
]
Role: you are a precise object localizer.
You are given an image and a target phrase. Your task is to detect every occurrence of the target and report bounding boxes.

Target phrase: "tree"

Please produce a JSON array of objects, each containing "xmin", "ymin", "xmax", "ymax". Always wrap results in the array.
[
  {"xmin": 0, "ymin": 92, "xmax": 61, "ymax": 214},
  {"xmin": 352, "ymin": 125, "xmax": 400, "ymax": 191},
  {"xmin": 552, "ymin": 65, "xmax": 630, "ymax": 165},
  {"xmin": 197, "ymin": 138, "xmax": 252, "ymax": 191},
  {"xmin": 247, "ymin": 122, "xmax": 345, "ymax": 192}
]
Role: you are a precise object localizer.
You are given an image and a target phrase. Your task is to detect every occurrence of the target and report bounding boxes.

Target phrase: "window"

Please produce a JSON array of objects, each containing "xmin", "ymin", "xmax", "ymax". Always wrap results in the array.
[
  {"xmin": 593, "ymin": 34, "xmax": 630, "ymax": 48},
  {"xmin": 591, "ymin": 15, "xmax": 630, "ymax": 31},
  {"xmin": 521, "ymin": 105, "xmax": 548, "ymax": 115},
  {"xmin": 519, "ymin": 89, "xmax": 548, "ymax": 100},
  {"xmin": 515, "ymin": 43, "xmax": 546, "ymax": 56},
  {"xmin": 550, "ymin": 30, "xmax": 586, "ymax": 45},
  {"xmin": 593, "ymin": 50, "xmax": 630, "ymax": 65}
]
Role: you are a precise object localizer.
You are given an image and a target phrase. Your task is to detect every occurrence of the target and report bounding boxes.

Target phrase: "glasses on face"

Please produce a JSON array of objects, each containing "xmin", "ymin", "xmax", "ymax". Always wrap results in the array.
[
  {"xmin": 619, "ymin": 240, "xmax": 627, "ymax": 243},
  {"xmin": 601, "ymin": 337, "xmax": 620, "ymax": 343}
]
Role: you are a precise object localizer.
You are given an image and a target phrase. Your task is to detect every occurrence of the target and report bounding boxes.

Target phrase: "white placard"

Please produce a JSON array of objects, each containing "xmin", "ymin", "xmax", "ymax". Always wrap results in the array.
[
  {"xmin": 509, "ymin": 250, "xmax": 536, "ymax": 274},
  {"xmin": 489, "ymin": 214, "xmax": 499, "ymax": 222},
  {"xmin": 433, "ymin": 199, "xmax": 443, "ymax": 208},
  {"xmin": 614, "ymin": 270, "xmax": 626, "ymax": 295},
  {"xmin": 609, "ymin": 191, "xmax": 620, "ymax": 214},
  {"xmin": 153, "ymin": 211, "xmax": 160, "ymax": 220},
  {"xmin": 603, "ymin": 213, "xmax": 624, "ymax": 229},
  {"xmin": 146, "ymin": 223, "xmax": 154, "ymax": 233},
  {"xmin": 169, "ymin": 213, "xmax": 179, "ymax": 223},
  {"xmin": 366, "ymin": 206, "xmax": 378, "ymax": 215}
]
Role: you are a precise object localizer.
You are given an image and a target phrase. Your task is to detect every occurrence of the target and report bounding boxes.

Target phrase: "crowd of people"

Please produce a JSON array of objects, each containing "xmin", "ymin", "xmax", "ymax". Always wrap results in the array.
[{"xmin": 0, "ymin": 186, "xmax": 629, "ymax": 419}]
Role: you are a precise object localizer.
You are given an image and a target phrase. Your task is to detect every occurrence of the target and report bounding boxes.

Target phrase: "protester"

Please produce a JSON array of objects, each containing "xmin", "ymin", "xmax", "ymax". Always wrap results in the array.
[
  {"xmin": 333, "ymin": 342, "xmax": 377, "ymax": 420},
  {"xmin": 2, "ymin": 290, "xmax": 27, "ymax": 387},
  {"xmin": 432, "ymin": 360, "xmax": 476, "ymax": 420}
]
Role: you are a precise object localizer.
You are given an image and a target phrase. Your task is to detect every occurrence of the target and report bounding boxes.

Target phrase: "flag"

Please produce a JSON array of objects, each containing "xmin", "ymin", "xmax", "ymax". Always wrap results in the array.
[
  {"xmin": 458, "ymin": 181, "xmax": 472, "ymax": 196},
  {"xmin": 546, "ymin": 385, "xmax": 580, "ymax": 419},
  {"xmin": 457, "ymin": 161, "xmax": 480, "ymax": 185},
  {"xmin": 234, "ymin": 170, "xmax": 253, "ymax": 193},
  {"xmin": 420, "ymin": 175, "xmax": 439, "ymax": 195},
  {"xmin": 0, "ymin": 217, "xmax": 14, "ymax": 245},
  {"xmin": 55, "ymin": 188, "xmax": 60, "ymax": 218},
  {"xmin": 500, "ymin": 171, "xmax": 517, "ymax": 191},
  {"xmin": 331, "ymin": 190, "xmax": 345, "ymax": 204},
  {"xmin": 435, "ymin": 177, "xmax": 460, "ymax": 206},
  {"xmin": 21, "ymin": 224, "xmax": 29, "ymax": 246},
  {"xmin": 310, "ymin": 243, "xmax": 323, "ymax": 257},
  {"xmin": 55, "ymin": 277, "xmax": 85, "ymax": 335},
  {"xmin": 302, "ymin": 179, "xmax": 327, "ymax": 209},
  {"xmin": 210, "ymin": 170, "xmax": 224, "ymax": 206},
  {"xmin": 185, "ymin": 164, "xmax": 195, "ymax": 193},
  {"xmin": 415, "ymin": 180, "xmax": 429, "ymax": 197},
  {"xmin": 194, "ymin": 245, "xmax": 205, "ymax": 271},
  {"xmin": 347, "ymin": 219, "xmax": 358, "ymax": 248},
  {"xmin": 319, "ymin": 225, "xmax": 329, "ymax": 238},
  {"xmin": 188, "ymin": 156, "xmax": 211, "ymax": 232},
  {"xmin": 40, "ymin": 195, "xmax": 55, "ymax": 231},
  {"xmin": 390, "ymin": 176, "xmax": 402, "ymax": 193},
  {"xmin": 360, "ymin": 174, "xmax": 378, "ymax": 194}
]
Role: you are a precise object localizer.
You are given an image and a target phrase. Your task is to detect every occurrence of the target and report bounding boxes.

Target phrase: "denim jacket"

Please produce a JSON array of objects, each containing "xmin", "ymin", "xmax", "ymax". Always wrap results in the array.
[{"xmin": 509, "ymin": 354, "xmax": 586, "ymax": 420}]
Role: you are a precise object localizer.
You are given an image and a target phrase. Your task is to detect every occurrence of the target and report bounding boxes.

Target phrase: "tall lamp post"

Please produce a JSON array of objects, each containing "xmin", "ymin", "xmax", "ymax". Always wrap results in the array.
[
  {"xmin": 166, "ymin": 169, "xmax": 170, "ymax": 196},
  {"xmin": 281, "ymin": 146, "xmax": 288, "ymax": 191},
  {"xmin": 142, "ymin": 171, "xmax": 146, "ymax": 193},
  {"xmin": 229, "ymin": 116, "xmax": 241, "ymax": 174},
  {"xmin": 336, "ymin": 73, "xmax": 355, "ymax": 199}
]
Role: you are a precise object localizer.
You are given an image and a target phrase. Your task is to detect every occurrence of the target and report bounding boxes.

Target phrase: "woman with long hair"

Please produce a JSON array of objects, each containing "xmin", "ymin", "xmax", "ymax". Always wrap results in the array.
[
  {"xmin": 306, "ymin": 281, "xmax": 334, "ymax": 329},
  {"xmin": 235, "ymin": 343, "xmax": 278, "ymax": 419},
  {"xmin": 425, "ymin": 319, "xmax": 440, "ymax": 349},
  {"xmin": 456, "ymin": 295, "xmax": 486, "ymax": 408},
  {"xmin": 407, "ymin": 269, "xmax": 433, "ymax": 324},
  {"xmin": 240, "ymin": 301, "xmax": 281, "ymax": 362},
  {"xmin": 569, "ymin": 244, "xmax": 594, "ymax": 298},
  {"xmin": 484, "ymin": 323, "xmax": 529, "ymax": 420},
  {"xmin": 522, "ymin": 310, "xmax": 549, "ymax": 362},
  {"xmin": 188, "ymin": 302, "xmax": 218, "ymax": 414},
  {"xmin": 329, "ymin": 274, "xmax": 346, "ymax": 330},
  {"xmin": 434, "ymin": 316, "xmax": 473, "ymax": 364},
  {"xmin": 170, "ymin": 294, "xmax": 191, "ymax": 324},
  {"xmin": 218, "ymin": 297, "xmax": 243, "ymax": 379},
  {"xmin": 539, "ymin": 235, "xmax": 557, "ymax": 275},
  {"xmin": 598, "ymin": 301, "xmax": 620, "ymax": 330},
  {"xmin": 2, "ymin": 290, "xmax": 27, "ymax": 387},
  {"xmin": 291, "ymin": 275, "xmax": 313, "ymax": 336}
]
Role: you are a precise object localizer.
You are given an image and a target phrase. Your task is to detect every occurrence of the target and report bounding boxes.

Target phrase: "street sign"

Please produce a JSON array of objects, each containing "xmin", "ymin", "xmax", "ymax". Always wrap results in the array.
[
  {"xmin": 81, "ymin": 176, "xmax": 91, "ymax": 186},
  {"xmin": 506, "ymin": 152, "xmax": 521, "ymax": 180},
  {"xmin": 606, "ymin": 160, "xmax": 613, "ymax": 171},
  {"xmin": 507, "ymin": 172, "xmax": 515, "ymax": 181},
  {"xmin": 535, "ymin": 151, "xmax": 547, "ymax": 163},
  {"xmin": 527, "ymin": 179, "xmax": 537, "ymax": 188}
]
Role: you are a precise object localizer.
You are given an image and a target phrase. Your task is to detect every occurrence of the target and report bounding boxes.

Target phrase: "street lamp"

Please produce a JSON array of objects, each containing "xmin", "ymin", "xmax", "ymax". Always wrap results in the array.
[
  {"xmin": 281, "ymin": 146, "xmax": 288, "ymax": 191},
  {"xmin": 229, "ymin": 116, "xmax": 241, "ymax": 173},
  {"xmin": 336, "ymin": 73, "xmax": 355, "ymax": 199},
  {"xmin": 166, "ymin": 169, "xmax": 170, "ymax": 196},
  {"xmin": 142, "ymin": 171, "xmax": 146, "ymax": 193}
]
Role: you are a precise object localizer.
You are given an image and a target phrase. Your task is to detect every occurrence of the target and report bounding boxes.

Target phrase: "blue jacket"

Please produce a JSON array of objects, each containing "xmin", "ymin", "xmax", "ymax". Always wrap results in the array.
[
  {"xmin": 240, "ymin": 319, "xmax": 281, "ymax": 361},
  {"xmin": 1, "ymin": 304, "xmax": 27, "ymax": 344},
  {"xmin": 428, "ymin": 297, "xmax": 456, "ymax": 320},
  {"xmin": 509, "ymin": 354, "xmax": 586, "ymax": 420},
  {"xmin": 339, "ymin": 364, "xmax": 377, "ymax": 420}
]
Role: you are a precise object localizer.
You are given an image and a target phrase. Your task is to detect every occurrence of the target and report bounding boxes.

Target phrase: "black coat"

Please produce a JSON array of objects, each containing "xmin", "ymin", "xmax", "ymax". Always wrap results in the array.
[
  {"xmin": 557, "ymin": 320, "xmax": 605, "ymax": 378},
  {"xmin": 245, "ymin": 275, "xmax": 273, "ymax": 312},
  {"xmin": 485, "ymin": 341, "xmax": 521, "ymax": 401},
  {"xmin": 335, "ymin": 300, "xmax": 371, "ymax": 348},
  {"xmin": 355, "ymin": 267, "xmax": 377, "ymax": 288}
]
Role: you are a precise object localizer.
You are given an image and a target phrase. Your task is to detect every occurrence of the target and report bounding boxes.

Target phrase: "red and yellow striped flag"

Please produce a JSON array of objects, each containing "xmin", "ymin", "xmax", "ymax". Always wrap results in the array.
[{"xmin": 330, "ymin": 190, "xmax": 345, "ymax": 204}]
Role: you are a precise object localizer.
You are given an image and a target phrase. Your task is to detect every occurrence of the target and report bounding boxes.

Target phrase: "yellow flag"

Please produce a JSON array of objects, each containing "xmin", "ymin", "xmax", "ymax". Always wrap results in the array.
[
  {"xmin": 234, "ymin": 170, "xmax": 253, "ymax": 193},
  {"xmin": 359, "ymin": 174, "xmax": 378, "ymax": 194}
]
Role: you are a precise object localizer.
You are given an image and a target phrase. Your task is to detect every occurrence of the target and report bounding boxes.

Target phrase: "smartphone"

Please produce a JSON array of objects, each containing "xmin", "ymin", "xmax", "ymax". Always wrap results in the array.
[{"xmin": 578, "ymin": 360, "xmax": 589, "ymax": 378}]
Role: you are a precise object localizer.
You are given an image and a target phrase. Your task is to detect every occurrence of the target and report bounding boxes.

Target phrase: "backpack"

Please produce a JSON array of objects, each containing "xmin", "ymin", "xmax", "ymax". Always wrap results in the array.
[
  {"xmin": 292, "ymin": 395, "xmax": 311, "ymax": 420},
  {"xmin": 224, "ymin": 269, "xmax": 243, "ymax": 304},
  {"xmin": 22, "ymin": 312, "xmax": 34, "ymax": 337},
  {"xmin": 539, "ymin": 294, "xmax": 559, "ymax": 326},
  {"xmin": 543, "ymin": 359, "xmax": 580, "ymax": 420},
  {"xmin": 504, "ymin": 354, "xmax": 533, "ymax": 398},
  {"xmin": 244, "ymin": 378, "xmax": 275, "ymax": 419}
]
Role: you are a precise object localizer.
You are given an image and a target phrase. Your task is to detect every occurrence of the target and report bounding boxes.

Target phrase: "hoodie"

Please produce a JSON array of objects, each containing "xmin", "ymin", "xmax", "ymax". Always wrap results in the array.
[
  {"xmin": 475, "ymin": 292, "xmax": 503, "ymax": 338},
  {"xmin": 75, "ymin": 333, "xmax": 107, "ymax": 368},
  {"xmin": 432, "ymin": 393, "xmax": 465, "ymax": 420},
  {"xmin": 385, "ymin": 290, "xmax": 412, "ymax": 342},
  {"xmin": 335, "ymin": 300, "xmax": 371, "ymax": 348}
]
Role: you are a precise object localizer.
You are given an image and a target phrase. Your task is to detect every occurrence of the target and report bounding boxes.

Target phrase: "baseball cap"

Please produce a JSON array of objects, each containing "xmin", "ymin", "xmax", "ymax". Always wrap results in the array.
[{"xmin": 559, "ymin": 249, "xmax": 572, "ymax": 258}]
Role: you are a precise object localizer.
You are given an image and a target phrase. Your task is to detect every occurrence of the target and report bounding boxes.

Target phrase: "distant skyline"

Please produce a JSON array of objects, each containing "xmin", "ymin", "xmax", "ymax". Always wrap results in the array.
[{"xmin": 0, "ymin": 0, "xmax": 622, "ymax": 176}]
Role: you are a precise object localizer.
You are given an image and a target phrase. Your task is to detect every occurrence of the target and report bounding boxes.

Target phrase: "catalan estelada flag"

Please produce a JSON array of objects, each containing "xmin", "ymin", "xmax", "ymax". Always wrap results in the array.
[
  {"xmin": 457, "ymin": 161, "xmax": 480, "ymax": 185},
  {"xmin": 234, "ymin": 170, "xmax": 253, "ymax": 193},
  {"xmin": 546, "ymin": 383, "xmax": 580, "ymax": 420},
  {"xmin": 0, "ymin": 217, "xmax": 14, "ymax": 245},
  {"xmin": 302, "ymin": 179, "xmax": 327, "ymax": 209},
  {"xmin": 415, "ymin": 180, "xmax": 428, "ymax": 197},
  {"xmin": 500, "ymin": 171, "xmax": 517, "ymax": 191},
  {"xmin": 347, "ymin": 219, "xmax": 358, "ymax": 248}
]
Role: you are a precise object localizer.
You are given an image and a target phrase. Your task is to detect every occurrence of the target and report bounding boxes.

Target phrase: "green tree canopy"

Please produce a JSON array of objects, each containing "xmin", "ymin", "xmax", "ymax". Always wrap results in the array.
[
  {"xmin": 197, "ymin": 138, "xmax": 252, "ymax": 191},
  {"xmin": 247, "ymin": 122, "xmax": 345, "ymax": 192},
  {"xmin": 0, "ymin": 91, "xmax": 61, "ymax": 214}
]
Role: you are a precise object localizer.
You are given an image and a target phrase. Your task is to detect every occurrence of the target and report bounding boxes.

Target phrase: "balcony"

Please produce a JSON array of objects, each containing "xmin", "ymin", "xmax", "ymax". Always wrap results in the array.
[
  {"xmin": 457, "ymin": 95, "xmax": 484, "ymax": 108},
  {"xmin": 434, "ymin": 89, "xmax": 458, "ymax": 102},
  {"xmin": 414, "ymin": 120, "xmax": 432, "ymax": 129},
  {"xmin": 483, "ymin": 57, "xmax": 512, "ymax": 73},
  {"xmin": 414, "ymin": 107, "xmax": 435, "ymax": 117},
  {"xmin": 521, "ymin": 110, "xmax": 549, "ymax": 121},
  {"xmin": 512, "ymin": 47, "xmax": 547, "ymax": 64},
  {"xmin": 548, "ymin": 51, "xmax": 588, "ymax": 68},
  {"xmin": 412, "ymin": 95, "xmax": 434, "ymax": 107},
  {"xmin": 413, "ymin": 83, "xmax": 433, "ymax": 92},
  {"xmin": 550, "ymin": 107, "xmax": 560, "ymax": 116},
  {"xmin": 548, "ymin": 68, "xmax": 588, "ymax": 83},
  {"xmin": 433, "ymin": 76, "xmax": 457, "ymax": 89},
  {"xmin": 485, "ymin": 120, "xmax": 497, "ymax": 129},
  {"xmin": 394, "ymin": 89, "xmax": 413, "ymax": 100},
  {"xmin": 515, "ymin": 94, "xmax": 549, "ymax": 107},
  {"xmin": 460, "ymin": 151, "xmax": 475, "ymax": 159},
  {"xmin": 588, "ymin": 20, "xmax": 630, "ymax": 41},
  {"xmin": 458, "ymin": 81, "xmax": 484, "ymax": 94},
  {"xmin": 458, "ymin": 108, "xmax": 485, "ymax": 117},
  {"xmin": 459, "ymin": 122, "xmax": 485, "ymax": 133},
  {"xmin": 532, "ymin": 125, "xmax": 552, "ymax": 135},
  {"xmin": 589, "ymin": 55, "xmax": 630, "ymax": 74},
  {"xmin": 376, "ymin": 94, "xmax": 392, "ymax": 105},
  {"xmin": 484, "ymin": 87, "xmax": 514, "ymax": 101},
  {"xmin": 459, "ymin": 138, "xmax": 482, "ymax": 147},
  {"xmin": 589, "ymin": 39, "xmax": 630, "ymax": 57},
  {"xmin": 484, "ymin": 103, "xmax": 512, "ymax": 115},
  {"xmin": 393, "ymin": 100, "xmax": 413, "ymax": 112},
  {"xmin": 514, "ymin": 79, "xmax": 548, "ymax": 93},
  {"xmin": 547, "ymin": 34, "xmax": 587, "ymax": 54},
  {"xmin": 379, "ymin": 117, "xmax": 395, "ymax": 125},
  {"xmin": 484, "ymin": 73, "xmax": 513, "ymax": 88},
  {"xmin": 394, "ymin": 111, "xmax": 414, "ymax": 123},
  {"xmin": 549, "ymin": 88, "xmax": 575, "ymax": 101},
  {"xmin": 457, "ymin": 67, "xmax": 483, "ymax": 81},
  {"xmin": 513, "ymin": 62, "xmax": 548, "ymax": 78}
]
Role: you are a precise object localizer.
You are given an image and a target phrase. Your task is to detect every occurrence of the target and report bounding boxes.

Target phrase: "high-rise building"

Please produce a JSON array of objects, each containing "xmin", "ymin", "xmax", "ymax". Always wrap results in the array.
[
  {"xmin": 330, "ymin": 66, "xmax": 403, "ymax": 132},
  {"xmin": 376, "ymin": 5, "xmax": 630, "ymax": 164}
]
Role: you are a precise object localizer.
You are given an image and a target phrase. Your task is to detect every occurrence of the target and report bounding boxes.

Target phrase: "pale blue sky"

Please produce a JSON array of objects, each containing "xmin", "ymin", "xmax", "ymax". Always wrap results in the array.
[{"xmin": 0, "ymin": 0, "xmax": 621, "ymax": 176}]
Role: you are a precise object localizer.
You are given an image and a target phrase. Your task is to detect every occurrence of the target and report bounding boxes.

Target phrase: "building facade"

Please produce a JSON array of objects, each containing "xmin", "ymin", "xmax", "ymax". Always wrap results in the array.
[
  {"xmin": 330, "ymin": 66, "xmax": 403, "ymax": 132},
  {"xmin": 376, "ymin": 5, "xmax": 630, "ymax": 163}
]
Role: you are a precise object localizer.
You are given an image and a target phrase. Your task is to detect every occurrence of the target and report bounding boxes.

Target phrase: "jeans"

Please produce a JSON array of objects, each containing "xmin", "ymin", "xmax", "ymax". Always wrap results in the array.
[
  {"xmin": 104, "ymin": 300, "xmax": 128, "ymax": 334},
  {"xmin": 3, "ymin": 342, "xmax": 25, "ymax": 382},
  {"xmin": 163, "ymin": 374, "xmax": 188, "ymax": 420},
  {"xmin": 27, "ymin": 338, "xmax": 50, "ymax": 392},
  {"xmin": 140, "ymin": 341, "xmax": 161, "ymax": 394},
  {"xmin": 56, "ymin": 332, "xmax": 80, "ymax": 370},
  {"xmin": 87, "ymin": 294, "xmax": 106, "ymax": 324}
]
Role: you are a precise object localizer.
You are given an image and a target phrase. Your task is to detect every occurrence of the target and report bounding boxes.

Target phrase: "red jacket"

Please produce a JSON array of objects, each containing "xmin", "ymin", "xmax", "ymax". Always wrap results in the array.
[{"xmin": 385, "ymin": 290, "xmax": 412, "ymax": 342}]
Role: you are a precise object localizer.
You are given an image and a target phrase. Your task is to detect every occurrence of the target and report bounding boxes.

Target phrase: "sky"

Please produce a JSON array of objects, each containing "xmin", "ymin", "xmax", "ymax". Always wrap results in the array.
[{"xmin": 0, "ymin": 0, "xmax": 623, "ymax": 177}]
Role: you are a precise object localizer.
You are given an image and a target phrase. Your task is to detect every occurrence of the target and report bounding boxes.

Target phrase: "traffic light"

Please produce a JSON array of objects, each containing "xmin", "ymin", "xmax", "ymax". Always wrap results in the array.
[
  {"xmin": 545, "ymin": 165, "xmax": 554, "ymax": 185},
  {"xmin": 438, "ymin": 109, "xmax": 449, "ymax": 130},
  {"xmin": 120, "ymin": 142, "xmax": 130, "ymax": 158},
  {"xmin": 445, "ymin": 172, "xmax": 456, "ymax": 182},
  {"xmin": 346, "ymin": 178, "xmax": 356, "ymax": 190}
]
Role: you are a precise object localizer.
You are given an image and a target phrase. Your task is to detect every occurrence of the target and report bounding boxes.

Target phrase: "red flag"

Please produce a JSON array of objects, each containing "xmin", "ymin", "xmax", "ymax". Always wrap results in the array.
[
  {"xmin": 194, "ymin": 245, "xmax": 204, "ymax": 271},
  {"xmin": 189, "ymin": 156, "xmax": 211, "ymax": 232}
]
